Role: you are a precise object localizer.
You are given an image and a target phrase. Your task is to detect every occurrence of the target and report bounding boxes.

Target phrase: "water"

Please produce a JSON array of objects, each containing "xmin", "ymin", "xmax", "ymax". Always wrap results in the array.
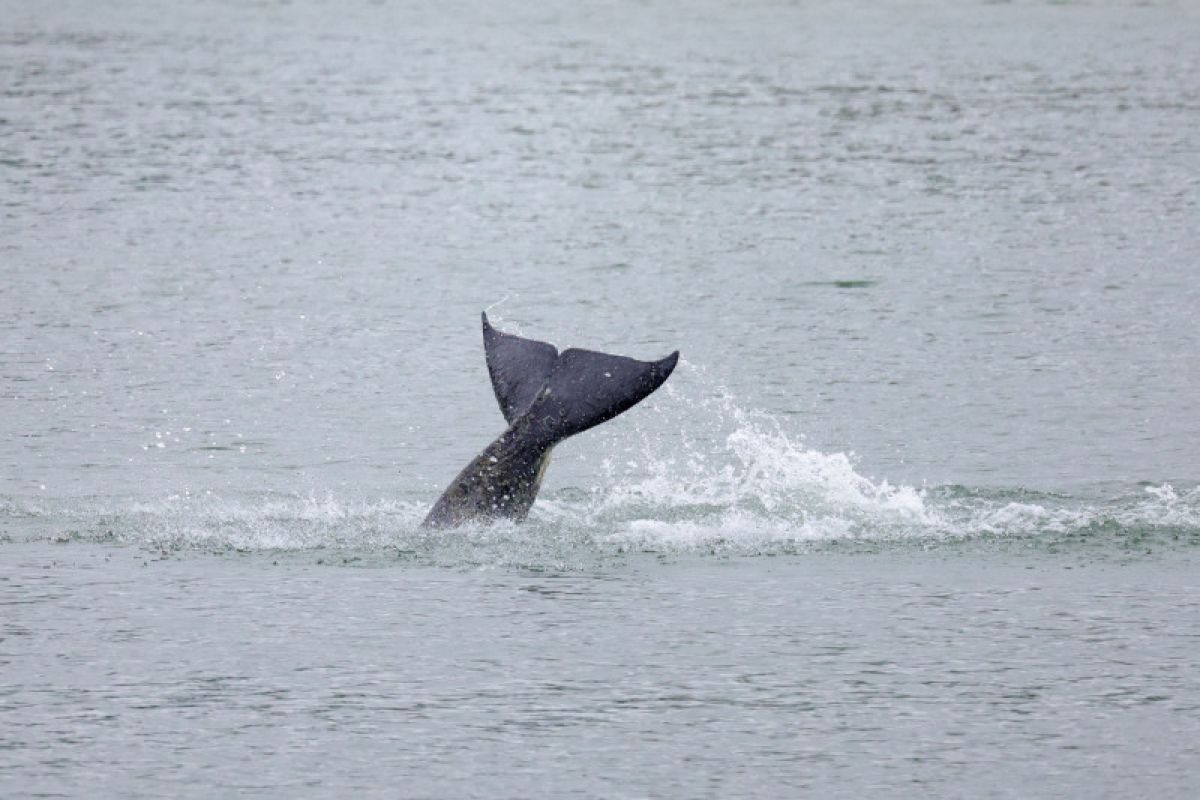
[
  {"xmin": 6, "ymin": 544, "xmax": 1199, "ymax": 799},
  {"xmin": 3, "ymin": 0, "xmax": 1199, "ymax": 796}
]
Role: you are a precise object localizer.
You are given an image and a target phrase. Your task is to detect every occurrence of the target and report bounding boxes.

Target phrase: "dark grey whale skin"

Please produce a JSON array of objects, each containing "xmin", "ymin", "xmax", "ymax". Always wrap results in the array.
[{"xmin": 422, "ymin": 314, "xmax": 679, "ymax": 528}]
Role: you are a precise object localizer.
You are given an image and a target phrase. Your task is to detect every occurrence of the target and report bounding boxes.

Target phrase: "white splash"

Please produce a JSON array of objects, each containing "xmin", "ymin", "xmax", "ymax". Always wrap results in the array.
[
  {"xmin": 536, "ymin": 368, "xmax": 943, "ymax": 548},
  {"xmin": 3, "ymin": 362, "xmax": 1198, "ymax": 559}
]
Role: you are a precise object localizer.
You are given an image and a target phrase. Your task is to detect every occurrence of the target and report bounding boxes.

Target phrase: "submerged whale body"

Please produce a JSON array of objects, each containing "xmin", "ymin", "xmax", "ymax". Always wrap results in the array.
[{"xmin": 422, "ymin": 313, "xmax": 679, "ymax": 528}]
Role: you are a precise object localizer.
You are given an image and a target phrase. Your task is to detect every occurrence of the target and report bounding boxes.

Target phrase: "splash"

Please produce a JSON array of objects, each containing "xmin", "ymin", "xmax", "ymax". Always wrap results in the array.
[
  {"xmin": 4, "ymin": 480, "xmax": 1198, "ymax": 565},
  {"xmin": 3, "ymin": 368, "xmax": 1198, "ymax": 563},
  {"xmin": 524, "ymin": 367, "xmax": 935, "ymax": 549}
]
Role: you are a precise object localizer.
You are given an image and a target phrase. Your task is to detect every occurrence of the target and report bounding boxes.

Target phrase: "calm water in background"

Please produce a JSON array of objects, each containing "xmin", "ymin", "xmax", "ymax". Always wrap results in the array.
[{"xmin": 3, "ymin": 0, "xmax": 1199, "ymax": 796}]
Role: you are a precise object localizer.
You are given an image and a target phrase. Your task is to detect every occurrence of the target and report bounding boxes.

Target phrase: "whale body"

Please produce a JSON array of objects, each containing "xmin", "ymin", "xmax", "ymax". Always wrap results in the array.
[{"xmin": 422, "ymin": 313, "xmax": 678, "ymax": 528}]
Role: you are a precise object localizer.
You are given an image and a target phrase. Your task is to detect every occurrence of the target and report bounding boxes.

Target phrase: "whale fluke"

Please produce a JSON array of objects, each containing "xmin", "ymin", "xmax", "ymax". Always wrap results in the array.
[
  {"xmin": 523, "ymin": 346, "xmax": 679, "ymax": 440},
  {"xmin": 422, "ymin": 314, "xmax": 678, "ymax": 528},
  {"xmin": 482, "ymin": 312, "xmax": 559, "ymax": 423}
]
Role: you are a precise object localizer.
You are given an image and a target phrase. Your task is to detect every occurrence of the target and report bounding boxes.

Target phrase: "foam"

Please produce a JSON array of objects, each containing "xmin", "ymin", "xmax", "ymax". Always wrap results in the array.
[{"xmin": 3, "ymin": 371, "xmax": 1197, "ymax": 560}]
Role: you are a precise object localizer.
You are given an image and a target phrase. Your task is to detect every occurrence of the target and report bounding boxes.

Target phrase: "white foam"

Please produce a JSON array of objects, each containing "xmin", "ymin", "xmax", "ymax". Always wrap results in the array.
[
  {"xmin": 541, "ymin": 372, "xmax": 945, "ymax": 547},
  {"xmin": 3, "ymin": 370, "xmax": 1198, "ymax": 557}
]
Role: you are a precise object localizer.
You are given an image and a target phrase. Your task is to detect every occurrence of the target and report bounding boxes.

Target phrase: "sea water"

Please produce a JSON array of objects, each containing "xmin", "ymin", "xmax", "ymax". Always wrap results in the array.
[{"xmin": 3, "ymin": 1, "xmax": 1199, "ymax": 797}]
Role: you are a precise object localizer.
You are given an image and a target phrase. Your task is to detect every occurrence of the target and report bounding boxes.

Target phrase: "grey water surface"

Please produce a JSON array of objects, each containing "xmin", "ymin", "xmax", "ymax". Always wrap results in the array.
[{"xmin": 3, "ymin": 0, "xmax": 1200, "ymax": 797}]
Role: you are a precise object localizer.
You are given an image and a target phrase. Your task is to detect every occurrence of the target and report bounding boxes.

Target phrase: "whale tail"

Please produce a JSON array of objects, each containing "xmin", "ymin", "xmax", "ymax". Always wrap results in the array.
[
  {"xmin": 482, "ymin": 312, "xmax": 678, "ymax": 441},
  {"xmin": 422, "ymin": 314, "xmax": 678, "ymax": 528}
]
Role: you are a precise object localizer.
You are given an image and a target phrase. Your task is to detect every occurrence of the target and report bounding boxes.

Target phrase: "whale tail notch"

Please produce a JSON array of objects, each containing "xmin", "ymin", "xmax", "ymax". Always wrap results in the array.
[{"xmin": 481, "ymin": 312, "xmax": 678, "ymax": 441}]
